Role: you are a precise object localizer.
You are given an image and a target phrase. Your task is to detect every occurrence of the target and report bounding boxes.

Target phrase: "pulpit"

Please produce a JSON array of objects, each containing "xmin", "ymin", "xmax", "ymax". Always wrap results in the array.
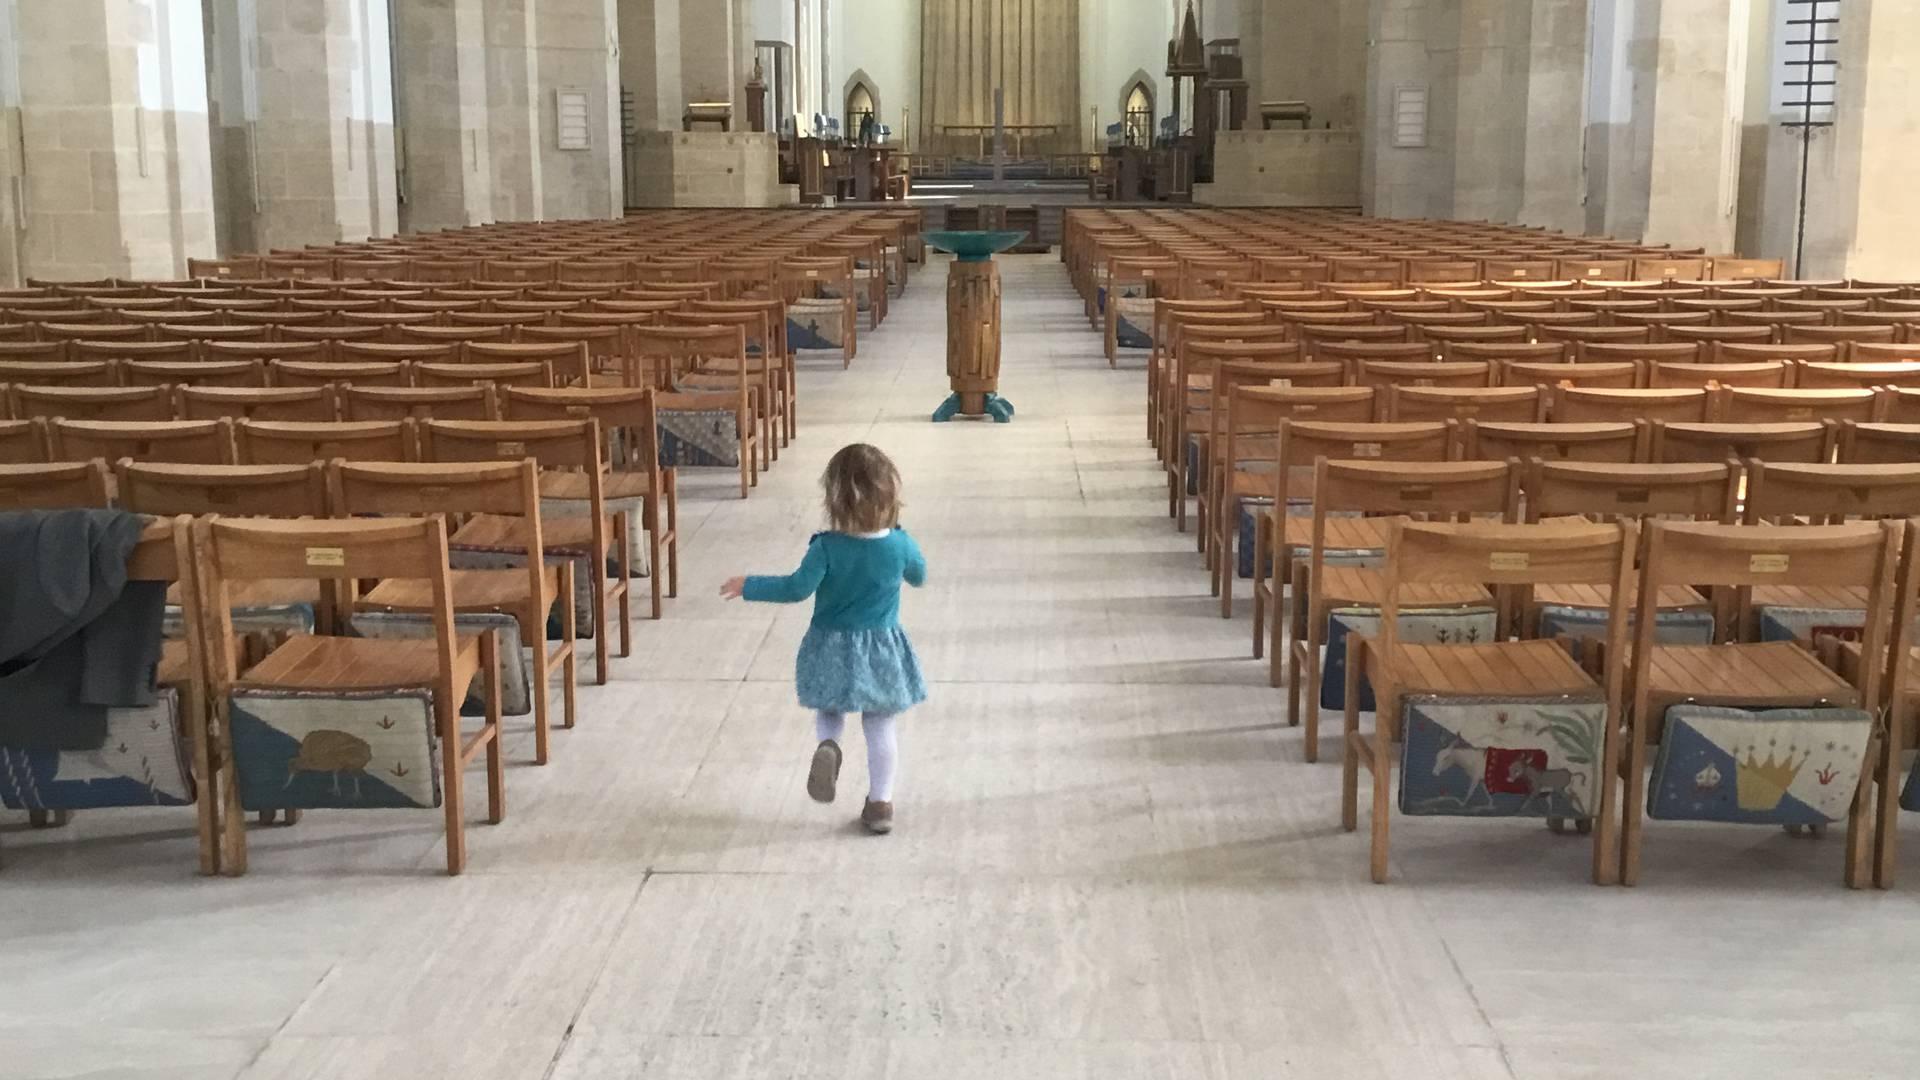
[{"xmin": 926, "ymin": 231, "xmax": 1025, "ymax": 423}]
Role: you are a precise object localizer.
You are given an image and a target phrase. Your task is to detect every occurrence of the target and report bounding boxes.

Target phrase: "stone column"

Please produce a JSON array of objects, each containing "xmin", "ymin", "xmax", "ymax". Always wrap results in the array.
[
  {"xmin": 480, "ymin": 0, "xmax": 541, "ymax": 222},
  {"xmin": 206, "ymin": 0, "xmax": 401, "ymax": 253},
  {"xmin": 1516, "ymin": 0, "xmax": 1588, "ymax": 233},
  {"xmin": 1798, "ymin": 0, "xmax": 1920, "ymax": 278},
  {"xmin": 620, "ymin": 0, "xmax": 681, "ymax": 133},
  {"xmin": 1641, "ymin": 0, "xmax": 1749, "ymax": 253},
  {"xmin": 531, "ymin": 0, "xmax": 622, "ymax": 219},
  {"xmin": 1362, "ymin": 0, "xmax": 1441, "ymax": 218},
  {"xmin": 2, "ymin": 0, "xmax": 216, "ymax": 282},
  {"xmin": 394, "ymin": 0, "xmax": 493, "ymax": 233}
]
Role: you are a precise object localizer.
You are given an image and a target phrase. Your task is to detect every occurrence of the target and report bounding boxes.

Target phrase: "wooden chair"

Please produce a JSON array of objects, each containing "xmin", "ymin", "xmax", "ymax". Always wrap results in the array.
[
  {"xmin": 465, "ymin": 341, "xmax": 592, "ymax": 389},
  {"xmin": 1621, "ymin": 519, "xmax": 1898, "ymax": 887},
  {"xmin": 10, "ymin": 384, "xmax": 174, "ymax": 422},
  {"xmin": 49, "ymin": 418, "xmax": 233, "ymax": 465},
  {"xmin": 176, "ymin": 385, "xmax": 338, "ymax": 423},
  {"xmin": 195, "ymin": 516, "xmax": 503, "ymax": 876},
  {"xmin": 1210, "ymin": 384, "xmax": 1376, "ymax": 614},
  {"xmin": 1786, "ymin": 324, "xmax": 1898, "ymax": 348},
  {"xmin": 630, "ymin": 325, "xmax": 759, "ymax": 497},
  {"xmin": 1289, "ymin": 459, "xmax": 1515, "ymax": 762},
  {"xmin": 1551, "ymin": 386, "xmax": 1711, "ymax": 425},
  {"xmin": 1839, "ymin": 422, "xmax": 1920, "ymax": 464},
  {"xmin": 331, "ymin": 460, "xmax": 575, "ymax": 765},
  {"xmin": 1342, "ymin": 519, "xmax": 1634, "ymax": 883},
  {"xmin": 1352, "ymin": 360, "xmax": 1492, "ymax": 406},
  {"xmin": 419, "ymin": 419, "xmax": 628, "ymax": 684},
  {"xmin": 340, "ymin": 384, "xmax": 496, "ymax": 422},
  {"xmin": 689, "ymin": 297, "xmax": 796, "ymax": 444},
  {"xmin": 234, "ymin": 419, "xmax": 416, "ymax": 465},
  {"xmin": 779, "ymin": 261, "xmax": 858, "ymax": 365},
  {"xmin": 0, "ymin": 459, "xmax": 111, "ymax": 508},
  {"xmin": 1851, "ymin": 343, "xmax": 1920, "ymax": 364},
  {"xmin": 501, "ymin": 385, "xmax": 678, "ymax": 620},
  {"xmin": 1462, "ymin": 421, "xmax": 1642, "ymax": 464}
]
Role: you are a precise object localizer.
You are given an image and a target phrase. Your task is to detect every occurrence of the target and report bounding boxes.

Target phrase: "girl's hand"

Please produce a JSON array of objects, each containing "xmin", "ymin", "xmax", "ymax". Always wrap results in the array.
[{"xmin": 719, "ymin": 576, "xmax": 747, "ymax": 600}]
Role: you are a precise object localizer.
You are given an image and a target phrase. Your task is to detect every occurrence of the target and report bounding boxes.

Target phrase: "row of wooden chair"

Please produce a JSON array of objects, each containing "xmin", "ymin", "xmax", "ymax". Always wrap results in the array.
[{"xmin": 1340, "ymin": 506, "xmax": 1920, "ymax": 891}]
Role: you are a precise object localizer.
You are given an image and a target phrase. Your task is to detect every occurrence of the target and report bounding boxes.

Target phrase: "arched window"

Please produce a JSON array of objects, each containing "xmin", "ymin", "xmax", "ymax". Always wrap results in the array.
[
  {"xmin": 1124, "ymin": 81, "xmax": 1154, "ymax": 147},
  {"xmin": 846, "ymin": 81, "xmax": 876, "ymax": 141}
]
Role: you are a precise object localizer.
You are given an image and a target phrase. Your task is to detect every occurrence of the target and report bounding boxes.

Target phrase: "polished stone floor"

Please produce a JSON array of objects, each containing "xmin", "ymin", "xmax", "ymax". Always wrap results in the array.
[{"xmin": 5, "ymin": 255, "xmax": 1917, "ymax": 1079}]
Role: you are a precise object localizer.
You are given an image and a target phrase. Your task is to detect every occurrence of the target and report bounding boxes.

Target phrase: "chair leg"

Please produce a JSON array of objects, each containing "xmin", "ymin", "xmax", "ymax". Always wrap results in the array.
[
  {"xmin": 439, "ymin": 695, "xmax": 467, "ymax": 876},
  {"xmin": 1875, "ymin": 729, "xmax": 1901, "ymax": 888},
  {"xmin": 1251, "ymin": 518, "xmax": 1268, "ymax": 659},
  {"xmin": 648, "ymin": 523, "xmax": 664, "ymax": 620},
  {"xmin": 616, "ymin": 522, "xmax": 633, "ymax": 656},
  {"xmin": 589, "ymin": 554, "xmax": 609, "ymax": 686},
  {"xmin": 1844, "ymin": 732, "xmax": 1878, "ymax": 889},
  {"xmin": 1219, "ymin": 503, "xmax": 1236, "ymax": 618},
  {"xmin": 1369, "ymin": 749, "xmax": 1392, "ymax": 884},
  {"xmin": 529, "ymin": 615, "xmax": 552, "ymax": 766},
  {"xmin": 1302, "ymin": 610, "xmax": 1323, "ymax": 762},
  {"xmin": 1620, "ymin": 723, "xmax": 1649, "ymax": 886},
  {"xmin": 1275, "ymin": 567, "xmax": 1295, "ymax": 693},
  {"xmin": 481, "ymin": 629, "xmax": 506, "ymax": 825},
  {"xmin": 1342, "ymin": 639, "xmax": 1364, "ymax": 831},
  {"xmin": 739, "ymin": 429, "xmax": 751, "ymax": 499}
]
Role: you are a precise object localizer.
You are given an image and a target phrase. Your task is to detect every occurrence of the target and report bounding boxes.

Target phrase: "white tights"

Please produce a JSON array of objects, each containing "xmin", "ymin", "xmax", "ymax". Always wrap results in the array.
[{"xmin": 815, "ymin": 710, "xmax": 899, "ymax": 802}]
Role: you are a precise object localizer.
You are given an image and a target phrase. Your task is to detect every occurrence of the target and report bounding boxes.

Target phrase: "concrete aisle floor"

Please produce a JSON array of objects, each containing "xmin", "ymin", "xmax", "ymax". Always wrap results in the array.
[{"xmin": 4, "ymin": 254, "xmax": 1918, "ymax": 1079}]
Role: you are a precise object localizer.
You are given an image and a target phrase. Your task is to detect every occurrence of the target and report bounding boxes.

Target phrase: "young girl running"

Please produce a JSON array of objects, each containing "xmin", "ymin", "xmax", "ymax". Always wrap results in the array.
[{"xmin": 721, "ymin": 444, "xmax": 927, "ymax": 833}]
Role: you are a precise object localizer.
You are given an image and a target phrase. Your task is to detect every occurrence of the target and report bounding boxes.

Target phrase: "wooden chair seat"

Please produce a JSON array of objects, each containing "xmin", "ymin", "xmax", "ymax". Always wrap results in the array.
[
  {"xmin": 1374, "ymin": 639, "xmax": 1592, "ymax": 699},
  {"xmin": 452, "ymin": 511, "xmax": 600, "ymax": 556},
  {"xmin": 1316, "ymin": 565, "xmax": 1490, "ymax": 607},
  {"xmin": 539, "ymin": 469, "xmax": 662, "ymax": 508},
  {"xmin": 240, "ymin": 634, "xmax": 483, "ymax": 694},
  {"xmin": 1228, "ymin": 470, "xmax": 1276, "ymax": 500},
  {"xmin": 1281, "ymin": 514, "xmax": 1393, "ymax": 551},
  {"xmin": 1748, "ymin": 584, "xmax": 1871, "ymax": 610},
  {"xmin": 362, "ymin": 565, "xmax": 560, "ymax": 615},
  {"xmin": 1534, "ymin": 583, "xmax": 1706, "ymax": 610},
  {"xmin": 1639, "ymin": 642, "xmax": 1856, "ymax": 710}
]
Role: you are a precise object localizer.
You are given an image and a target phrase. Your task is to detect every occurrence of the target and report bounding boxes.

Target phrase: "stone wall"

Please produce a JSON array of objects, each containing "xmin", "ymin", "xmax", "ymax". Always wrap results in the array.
[
  {"xmin": 625, "ymin": 131, "xmax": 790, "ymax": 208},
  {"xmin": 1195, "ymin": 130, "xmax": 1362, "ymax": 207}
]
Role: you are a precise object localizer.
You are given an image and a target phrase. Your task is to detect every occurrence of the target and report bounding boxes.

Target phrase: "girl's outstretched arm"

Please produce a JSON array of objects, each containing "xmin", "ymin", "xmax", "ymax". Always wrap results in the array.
[
  {"xmin": 899, "ymin": 529, "xmax": 927, "ymax": 587},
  {"xmin": 738, "ymin": 535, "xmax": 830, "ymax": 603}
]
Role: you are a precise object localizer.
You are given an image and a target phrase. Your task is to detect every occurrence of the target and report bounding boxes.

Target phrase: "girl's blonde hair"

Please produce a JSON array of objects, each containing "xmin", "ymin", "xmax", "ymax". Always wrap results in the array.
[{"xmin": 822, "ymin": 443, "xmax": 902, "ymax": 533}]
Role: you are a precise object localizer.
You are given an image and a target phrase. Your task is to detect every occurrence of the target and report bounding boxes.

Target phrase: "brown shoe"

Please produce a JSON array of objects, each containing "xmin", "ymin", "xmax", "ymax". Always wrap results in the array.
[
  {"xmin": 861, "ymin": 799, "xmax": 893, "ymax": 834},
  {"xmin": 807, "ymin": 740, "xmax": 841, "ymax": 803}
]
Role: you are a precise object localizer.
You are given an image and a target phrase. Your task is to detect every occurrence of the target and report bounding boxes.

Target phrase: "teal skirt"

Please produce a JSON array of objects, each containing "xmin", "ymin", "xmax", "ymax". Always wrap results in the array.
[{"xmin": 796, "ymin": 624, "xmax": 928, "ymax": 715}]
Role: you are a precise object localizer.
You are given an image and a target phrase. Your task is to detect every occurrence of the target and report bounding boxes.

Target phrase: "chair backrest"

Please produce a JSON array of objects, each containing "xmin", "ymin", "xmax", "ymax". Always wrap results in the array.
[
  {"xmin": 1744, "ymin": 461, "xmax": 1920, "ymax": 524},
  {"xmin": 119, "ymin": 461, "xmax": 329, "ymax": 517},
  {"xmin": 1850, "ymin": 342, "xmax": 1920, "ymax": 364},
  {"xmin": 123, "ymin": 359, "xmax": 265, "ymax": 389},
  {"xmin": 629, "ymin": 324, "xmax": 746, "ymax": 390},
  {"xmin": 234, "ymin": 419, "xmax": 415, "ymax": 464},
  {"xmin": 176, "ymin": 385, "xmax": 338, "ymax": 423},
  {"xmin": 1524, "ymin": 460, "xmax": 1735, "ymax": 521},
  {"xmin": 195, "ymin": 515, "xmax": 459, "ymax": 698},
  {"xmin": 1717, "ymin": 386, "xmax": 1877, "ymax": 424},
  {"xmin": 1647, "ymin": 360, "xmax": 1788, "ymax": 389},
  {"xmin": 1651, "ymin": 421, "xmax": 1831, "ymax": 465},
  {"xmin": 415, "ymin": 361, "xmax": 552, "ymax": 391},
  {"xmin": 1275, "ymin": 420, "xmax": 1454, "ymax": 507},
  {"xmin": 340, "ymin": 384, "xmax": 495, "ymax": 422},
  {"xmin": 0, "ymin": 460, "xmax": 111, "ymax": 508},
  {"xmin": 1443, "ymin": 341, "xmax": 1566, "ymax": 365},
  {"xmin": 1310, "ymin": 458, "xmax": 1517, "ymax": 528},
  {"xmin": 1386, "ymin": 384, "xmax": 1543, "ymax": 425},
  {"xmin": 497, "ymin": 385, "xmax": 663, "ymax": 474},
  {"xmin": 51, "ymin": 418, "xmax": 233, "ymax": 465},
  {"xmin": 0, "ymin": 359, "xmax": 116, "ymax": 387},
  {"xmin": 70, "ymin": 339, "xmax": 198, "ymax": 365},
  {"xmin": 1353, "ymin": 360, "xmax": 1491, "ymax": 397},
  {"xmin": 1798, "ymin": 362, "xmax": 1920, "ymax": 390},
  {"xmin": 1464, "ymin": 421, "xmax": 1641, "ymax": 464},
  {"xmin": 329, "ymin": 460, "xmax": 541, "ymax": 539},
  {"xmin": 1551, "ymin": 386, "xmax": 1711, "ymax": 424},
  {"xmin": 269, "ymin": 359, "xmax": 411, "ymax": 389},
  {"xmin": 1501, "ymin": 359, "xmax": 1640, "ymax": 389},
  {"xmin": 10, "ymin": 383, "xmax": 174, "ymax": 422},
  {"xmin": 417, "ymin": 417, "xmax": 602, "ymax": 473}
]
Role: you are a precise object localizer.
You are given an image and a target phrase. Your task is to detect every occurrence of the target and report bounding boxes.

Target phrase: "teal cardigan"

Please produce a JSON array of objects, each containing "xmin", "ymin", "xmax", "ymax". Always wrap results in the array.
[{"xmin": 742, "ymin": 529, "xmax": 927, "ymax": 630}]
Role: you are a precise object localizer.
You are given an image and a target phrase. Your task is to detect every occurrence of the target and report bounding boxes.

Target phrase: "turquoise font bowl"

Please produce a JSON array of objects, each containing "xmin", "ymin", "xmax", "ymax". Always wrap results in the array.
[{"xmin": 924, "ymin": 230, "xmax": 1027, "ymax": 262}]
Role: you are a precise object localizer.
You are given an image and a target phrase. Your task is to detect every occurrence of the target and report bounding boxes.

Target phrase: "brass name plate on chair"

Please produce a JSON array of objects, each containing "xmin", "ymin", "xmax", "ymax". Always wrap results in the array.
[
  {"xmin": 305, "ymin": 547, "xmax": 346, "ymax": 568},
  {"xmin": 1489, "ymin": 551, "xmax": 1529, "ymax": 570},
  {"xmin": 1352, "ymin": 442, "xmax": 1382, "ymax": 457},
  {"xmin": 1750, "ymin": 553, "xmax": 1789, "ymax": 573},
  {"xmin": 497, "ymin": 441, "xmax": 525, "ymax": 455}
]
